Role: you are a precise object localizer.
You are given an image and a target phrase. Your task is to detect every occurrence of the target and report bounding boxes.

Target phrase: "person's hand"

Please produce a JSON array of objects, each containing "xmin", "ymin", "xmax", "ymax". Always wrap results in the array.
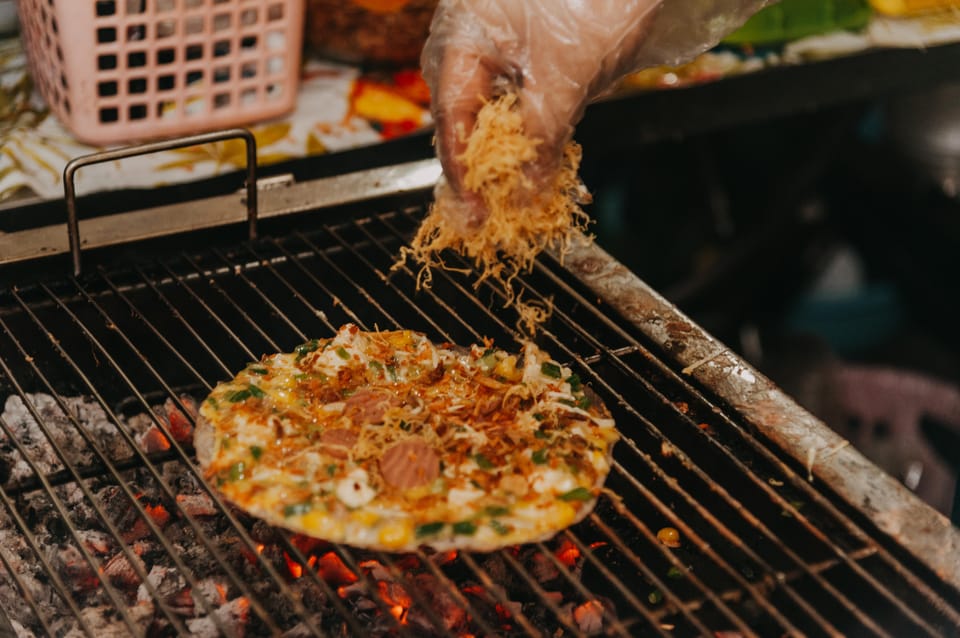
[{"xmin": 422, "ymin": 0, "xmax": 769, "ymax": 229}]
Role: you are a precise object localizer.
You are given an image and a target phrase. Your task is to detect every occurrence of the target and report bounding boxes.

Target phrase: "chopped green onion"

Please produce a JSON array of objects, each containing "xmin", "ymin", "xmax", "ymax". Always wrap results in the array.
[
  {"xmin": 452, "ymin": 521, "xmax": 477, "ymax": 536},
  {"xmin": 532, "ymin": 412, "xmax": 544, "ymax": 421},
  {"xmin": 470, "ymin": 479, "xmax": 483, "ymax": 489},
  {"xmin": 399, "ymin": 420, "xmax": 411, "ymax": 431},
  {"xmin": 369, "ymin": 360, "xmax": 383, "ymax": 374},
  {"xmin": 473, "ymin": 454, "xmax": 496, "ymax": 470},
  {"xmin": 249, "ymin": 367, "xmax": 269, "ymax": 375},
  {"xmin": 335, "ymin": 346, "xmax": 351, "ymax": 360},
  {"xmin": 206, "ymin": 397, "xmax": 218, "ymax": 409},
  {"xmin": 326, "ymin": 464, "xmax": 338, "ymax": 477},
  {"xmin": 576, "ymin": 395, "xmax": 592, "ymax": 410},
  {"xmin": 226, "ymin": 389, "xmax": 252, "ymax": 403},
  {"xmin": 648, "ymin": 589, "xmax": 663, "ymax": 605},
  {"xmin": 295, "ymin": 339, "xmax": 320, "ymax": 360},
  {"xmin": 247, "ymin": 384, "xmax": 265, "ymax": 399},
  {"xmin": 667, "ymin": 566, "xmax": 684, "ymax": 580},
  {"xmin": 283, "ymin": 502, "xmax": 312, "ymax": 517},
  {"xmin": 566, "ymin": 374, "xmax": 582, "ymax": 392},
  {"xmin": 415, "ymin": 522, "xmax": 445, "ymax": 538},
  {"xmin": 250, "ymin": 446, "xmax": 263, "ymax": 460},
  {"xmin": 558, "ymin": 487, "xmax": 593, "ymax": 502},
  {"xmin": 225, "ymin": 461, "xmax": 245, "ymax": 482},
  {"xmin": 484, "ymin": 506, "xmax": 510, "ymax": 517},
  {"xmin": 489, "ymin": 520, "xmax": 511, "ymax": 536},
  {"xmin": 532, "ymin": 448, "xmax": 548, "ymax": 465},
  {"xmin": 541, "ymin": 362, "xmax": 562, "ymax": 379},
  {"xmin": 385, "ymin": 364, "xmax": 398, "ymax": 382},
  {"xmin": 534, "ymin": 430, "xmax": 550, "ymax": 440}
]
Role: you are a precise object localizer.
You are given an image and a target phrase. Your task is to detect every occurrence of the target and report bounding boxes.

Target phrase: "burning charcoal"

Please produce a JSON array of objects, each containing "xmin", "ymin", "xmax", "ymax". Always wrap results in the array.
[
  {"xmin": 192, "ymin": 579, "xmax": 230, "ymax": 610},
  {"xmin": 57, "ymin": 544, "xmax": 100, "ymax": 594},
  {"xmin": 358, "ymin": 559, "xmax": 392, "ymax": 582},
  {"xmin": 56, "ymin": 602, "xmax": 155, "ymax": 638},
  {"xmin": 249, "ymin": 520, "xmax": 279, "ymax": 545},
  {"xmin": 280, "ymin": 614, "xmax": 325, "ymax": 638},
  {"xmin": 137, "ymin": 566, "xmax": 187, "ymax": 609},
  {"xmin": 175, "ymin": 493, "xmax": 218, "ymax": 517},
  {"xmin": 377, "ymin": 580, "xmax": 412, "ymax": 623},
  {"xmin": 163, "ymin": 396, "xmax": 197, "ymax": 444},
  {"xmin": 316, "ymin": 551, "xmax": 358, "ymax": 587},
  {"xmin": 77, "ymin": 529, "xmax": 113, "ymax": 555},
  {"xmin": 410, "ymin": 572, "xmax": 467, "ymax": 632},
  {"xmin": 2, "ymin": 394, "xmax": 135, "ymax": 481},
  {"xmin": 138, "ymin": 426, "xmax": 171, "ymax": 454},
  {"xmin": 480, "ymin": 552, "xmax": 511, "ymax": 587},
  {"xmin": 529, "ymin": 551, "xmax": 561, "ymax": 584},
  {"xmin": 103, "ymin": 551, "xmax": 146, "ymax": 589},
  {"xmin": 185, "ymin": 596, "xmax": 250, "ymax": 638},
  {"xmin": 572, "ymin": 599, "xmax": 605, "ymax": 636}
]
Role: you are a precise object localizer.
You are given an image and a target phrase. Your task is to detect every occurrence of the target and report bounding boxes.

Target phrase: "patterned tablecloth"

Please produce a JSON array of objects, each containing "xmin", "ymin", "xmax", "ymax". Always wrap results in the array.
[{"xmin": 1, "ymin": 10, "xmax": 959, "ymax": 204}]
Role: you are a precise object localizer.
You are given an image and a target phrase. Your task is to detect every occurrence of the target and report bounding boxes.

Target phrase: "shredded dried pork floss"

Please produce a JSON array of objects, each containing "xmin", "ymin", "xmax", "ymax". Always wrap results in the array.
[{"xmin": 396, "ymin": 93, "xmax": 592, "ymax": 334}]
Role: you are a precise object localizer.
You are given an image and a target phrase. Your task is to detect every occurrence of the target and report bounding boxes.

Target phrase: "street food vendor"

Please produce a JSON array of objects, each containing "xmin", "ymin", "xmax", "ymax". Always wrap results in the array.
[{"xmin": 422, "ymin": 0, "xmax": 769, "ymax": 229}]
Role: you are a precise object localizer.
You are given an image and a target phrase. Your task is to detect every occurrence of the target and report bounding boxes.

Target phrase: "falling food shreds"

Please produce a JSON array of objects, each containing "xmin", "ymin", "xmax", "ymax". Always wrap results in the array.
[{"xmin": 395, "ymin": 92, "xmax": 593, "ymax": 335}]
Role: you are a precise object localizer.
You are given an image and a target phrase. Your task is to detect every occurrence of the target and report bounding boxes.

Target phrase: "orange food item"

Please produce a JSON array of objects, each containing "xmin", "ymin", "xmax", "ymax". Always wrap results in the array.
[{"xmin": 351, "ymin": 0, "xmax": 413, "ymax": 12}]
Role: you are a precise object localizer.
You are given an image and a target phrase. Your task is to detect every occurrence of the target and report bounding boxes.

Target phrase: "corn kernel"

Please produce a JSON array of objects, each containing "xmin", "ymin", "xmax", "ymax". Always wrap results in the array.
[
  {"xmin": 378, "ymin": 521, "xmax": 412, "ymax": 549},
  {"xmin": 300, "ymin": 510, "xmax": 328, "ymax": 534},
  {"xmin": 494, "ymin": 355, "xmax": 522, "ymax": 381},
  {"xmin": 351, "ymin": 510, "xmax": 380, "ymax": 526},
  {"xmin": 386, "ymin": 331, "xmax": 413, "ymax": 348},
  {"xmin": 554, "ymin": 501, "xmax": 577, "ymax": 528}
]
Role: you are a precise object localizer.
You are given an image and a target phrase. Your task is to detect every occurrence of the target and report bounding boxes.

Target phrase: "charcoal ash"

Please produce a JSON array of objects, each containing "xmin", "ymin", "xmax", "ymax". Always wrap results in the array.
[{"xmin": 0, "ymin": 394, "xmax": 142, "ymax": 483}]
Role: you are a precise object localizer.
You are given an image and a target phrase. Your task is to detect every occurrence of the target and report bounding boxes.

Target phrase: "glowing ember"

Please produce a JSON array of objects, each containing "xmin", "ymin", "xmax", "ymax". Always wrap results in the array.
[
  {"xmin": 378, "ymin": 581, "xmax": 412, "ymax": 624},
  {"xmin": 140, "ymin": 427, "xmax": 171, "ymax": 452},
  {"xmin": 284, "ymin": 552, "xmax": 303, "ymax": 579},
  {"xmin": 461, "ymin": 585, "xmax": 485, "ymax": 598},
  {"xmin": 573, "ymin": 600, "xmax": 605, "ymax": 635},
  {"xmin": 555, "ymin": 540, "xmax": 581, "ymax": 566},
  {"xmin": 318, "ymin": 551, "xmax": 358, "ymax": 587},
  {"xmin": 145, "ymin": 504, "xmax": 170, "ymax": 527}
]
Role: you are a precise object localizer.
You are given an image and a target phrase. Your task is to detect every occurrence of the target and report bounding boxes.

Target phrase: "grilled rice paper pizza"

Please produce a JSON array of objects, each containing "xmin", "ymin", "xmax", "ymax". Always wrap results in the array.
[{"xmin": 195, "ymin": 324, "xmax": 618, "ymax": 552}]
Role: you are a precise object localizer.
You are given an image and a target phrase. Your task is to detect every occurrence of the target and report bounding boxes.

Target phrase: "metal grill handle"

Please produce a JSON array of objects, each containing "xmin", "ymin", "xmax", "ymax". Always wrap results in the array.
[{"xmin": 63, "ymin": 128, "xmax": 259, "ymax": 276}]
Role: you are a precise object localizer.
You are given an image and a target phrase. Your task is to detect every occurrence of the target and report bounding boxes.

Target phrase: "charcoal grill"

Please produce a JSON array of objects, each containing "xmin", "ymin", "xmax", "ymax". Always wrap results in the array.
[{"xmin": 0, "ymin": 129, "xmax": 957, "ymax": 637}]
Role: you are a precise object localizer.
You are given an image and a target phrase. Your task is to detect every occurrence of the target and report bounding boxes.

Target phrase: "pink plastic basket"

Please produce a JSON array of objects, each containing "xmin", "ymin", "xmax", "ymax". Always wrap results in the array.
[{"xmin": 18, "ymin": 0, "xmax": 305, "ymax": 145}]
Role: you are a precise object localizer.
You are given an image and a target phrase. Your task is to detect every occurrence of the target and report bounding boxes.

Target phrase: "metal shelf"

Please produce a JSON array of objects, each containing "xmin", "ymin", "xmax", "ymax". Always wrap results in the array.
[{"xmin": 578, "ymin": 41, "xmax": 960, "ymax": 149}]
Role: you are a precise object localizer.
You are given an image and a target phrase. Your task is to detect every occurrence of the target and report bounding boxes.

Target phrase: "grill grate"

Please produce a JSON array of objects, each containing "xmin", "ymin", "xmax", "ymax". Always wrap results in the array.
[{"xmin": 0, "ymin": 202, "xmax": 957, "ymax": 637}]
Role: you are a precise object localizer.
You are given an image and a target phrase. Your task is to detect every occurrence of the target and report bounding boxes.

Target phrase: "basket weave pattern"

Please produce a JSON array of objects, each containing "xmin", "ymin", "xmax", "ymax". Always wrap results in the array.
[{"xmin": 18, "ymin": 0, "xmax": 304, "ymax": 145}]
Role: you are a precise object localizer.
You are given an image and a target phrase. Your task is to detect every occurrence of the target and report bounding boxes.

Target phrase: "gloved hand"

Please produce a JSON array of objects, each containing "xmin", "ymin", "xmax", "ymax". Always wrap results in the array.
[{"xmin": 422, "ymin": 0, "xmax": 769, "ymax": 228}]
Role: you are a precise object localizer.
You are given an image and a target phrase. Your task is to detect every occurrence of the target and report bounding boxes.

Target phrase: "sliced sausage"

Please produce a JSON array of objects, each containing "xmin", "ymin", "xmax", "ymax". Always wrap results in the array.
[
  {"xmin": 380, "ymin": 438, "xmax": 440, "ymax": 490},
  {"xmin": 343, "ymin": 388, "xmax": 398, "ymax": 425},
  {"xmin": 320, "ymin": 428, "xmax": 358, "ymax": 458}
]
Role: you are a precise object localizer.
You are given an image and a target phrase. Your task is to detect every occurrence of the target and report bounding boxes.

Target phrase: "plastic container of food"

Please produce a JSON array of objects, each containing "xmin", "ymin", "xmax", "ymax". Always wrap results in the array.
[
  {"xmin": 17, "ymin": 0, "xmax": 305, "ymax": 145},
  {"xmin": 305, "ymin": 0, "xmax": 437, "ymax": 66}
]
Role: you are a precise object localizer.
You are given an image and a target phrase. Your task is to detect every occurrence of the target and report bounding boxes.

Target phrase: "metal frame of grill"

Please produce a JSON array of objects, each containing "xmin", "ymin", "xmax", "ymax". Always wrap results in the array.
[{"xmin": 0, "ymin": 134, "xmax": 957, "ymax": 636}]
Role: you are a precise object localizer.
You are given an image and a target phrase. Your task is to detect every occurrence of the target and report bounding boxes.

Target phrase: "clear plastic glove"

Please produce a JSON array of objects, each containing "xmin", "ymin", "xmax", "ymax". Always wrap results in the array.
[{"xmin": 422, "ymin": 0, "xmax": 769, "ymax": 228}]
